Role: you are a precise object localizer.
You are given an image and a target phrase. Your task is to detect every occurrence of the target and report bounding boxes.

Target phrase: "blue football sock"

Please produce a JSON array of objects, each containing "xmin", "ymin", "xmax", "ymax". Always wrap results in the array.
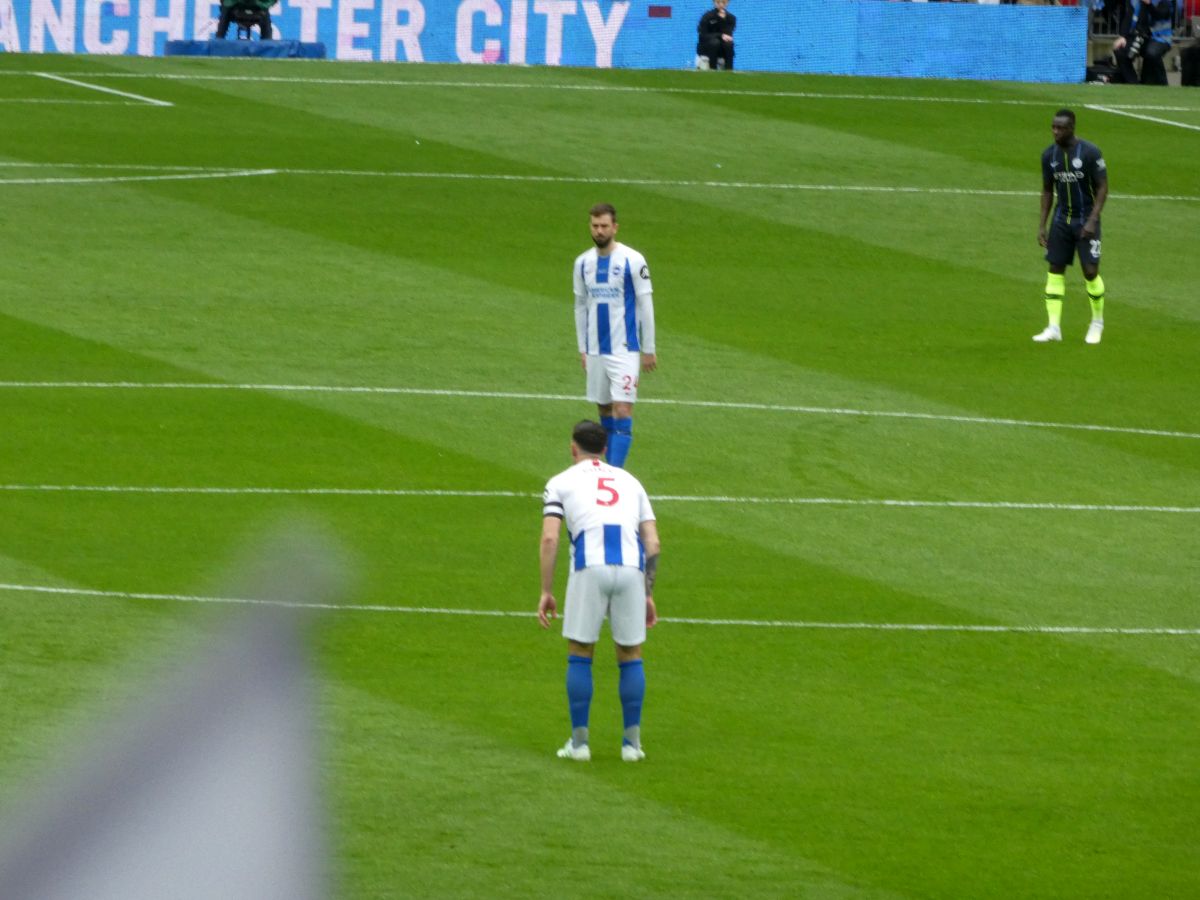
[
  {"xmin": 567, "ymin": 655, "xmax": 593, "ymax": 746},
  {"xmin": 600, "ymin": 416, "xmax": 616, "ymax": 462},
  {"xmin": 607, "ymin": 417, "xmax": 633, "ymax": 468},
  {"xmin": 618, "ymin": 659, "xmax": 645, "ymax": 747}
]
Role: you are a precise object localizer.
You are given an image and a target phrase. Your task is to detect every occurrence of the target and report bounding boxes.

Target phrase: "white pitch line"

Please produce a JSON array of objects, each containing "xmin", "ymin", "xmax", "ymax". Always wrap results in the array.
[
  {"xmin": 34, "ymin": 72, "xmax": 173, "ymax": 108},
  {"xmin": 0, "ymin": 484, "xmax": 1195, "ymax": 513},
  {"xmin": 654, "ymin": 496, "xmax": 1200, "ymax": 513},
  {"xmin": 664, "ymin": 616, "xmax": 1200, "ymax": 635},
  {"xmin": 1, "ymin": 582, "xmax": 1196, "ymax": 635},
  {"xmin": 0, "ymin": 99, "xmax": 140, "ymax": 105},
  {"xmin": 9, "ymin": 71, "xmax": 1200, "ymax": 112},
  {"xmin": 0, "ymin": 163, "xmax": 244, "ymax": 170},
  {"xmin": 0, "ymin": 162, "xmax": 1194, "ymax": 202},
  {"xmin": 266, "ymin": 168, "xmax": 1200, "ymax": 202},
  {"xmin": 1, "ymin": 381, "xmax": 1196, "ymax": 441},
  {"xmin": 0, "ymin": 485, "xmax": 535, "ymax": 498},
  {"xmin": 7, "ymin": 70, "xmax": 1200, "ymax": 119},
  {"xmin": 0, "ymin": 169, "xmax": 277, "ymax": 187},
  {"xmin": 1087, "ymin": 104, "xmax": 1200, "ymax": 133}
]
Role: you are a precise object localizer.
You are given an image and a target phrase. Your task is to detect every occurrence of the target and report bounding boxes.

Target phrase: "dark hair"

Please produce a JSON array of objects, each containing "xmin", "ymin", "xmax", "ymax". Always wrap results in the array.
[
  {"xmin": 572, "ymin": 420, "xmax": 608, "ymax": 454},
  {"xmin": 589, "ymin": 202, "xmax": 617, "ymax": 221},
  {"xmin": 1054, "ymin": 108, "xmax": 1075, "ymax": 124}
]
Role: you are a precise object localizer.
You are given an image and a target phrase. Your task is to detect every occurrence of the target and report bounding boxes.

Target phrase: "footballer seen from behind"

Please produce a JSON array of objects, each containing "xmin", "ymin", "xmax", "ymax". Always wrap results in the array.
[{"xmin": 538, "ymin": 420, "xmax": 660, "ymax": 763}]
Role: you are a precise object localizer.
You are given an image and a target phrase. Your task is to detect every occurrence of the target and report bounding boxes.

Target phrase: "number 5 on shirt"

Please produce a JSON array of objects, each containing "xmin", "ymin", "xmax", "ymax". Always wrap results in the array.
[{"xmin": 597, "ymin": 477, "xmax": 619, "ymax": 506}]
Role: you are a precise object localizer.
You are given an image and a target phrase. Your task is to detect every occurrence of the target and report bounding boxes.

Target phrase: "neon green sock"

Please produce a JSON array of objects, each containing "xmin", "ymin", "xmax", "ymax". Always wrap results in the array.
[
  {"xmin": 1086, "ymin": 274, "xmax": 1105, "ymax": 322},
  {"xmin": 1044, "ymin": 273, "xmax": 1065, "ymax": 328}
]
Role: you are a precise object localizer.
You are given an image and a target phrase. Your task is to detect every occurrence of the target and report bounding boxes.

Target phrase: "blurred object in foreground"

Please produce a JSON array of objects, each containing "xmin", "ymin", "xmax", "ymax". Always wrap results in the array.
[{"xmin": 0, "ymin": 524, "xmax": 348, "ymax": 900}]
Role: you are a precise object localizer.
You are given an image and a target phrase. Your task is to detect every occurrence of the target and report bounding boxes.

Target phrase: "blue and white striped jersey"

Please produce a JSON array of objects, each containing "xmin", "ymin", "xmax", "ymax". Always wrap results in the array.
[
  {"xmin": 543, "ymin": 457, "xmax": 656, "ymax": 572},
  {"xmin": 573, "ymin": 242, "xmax": 655, "ymax": 356}
]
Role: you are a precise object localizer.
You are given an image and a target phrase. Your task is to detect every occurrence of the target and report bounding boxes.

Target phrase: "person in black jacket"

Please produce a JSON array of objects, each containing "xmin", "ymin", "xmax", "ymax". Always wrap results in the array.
[
  {"xmin": 215, "ymin": 0, "xmax": 274, "ymax": 39},
  {"xmin": 697, "ymin": 0, "xmax": 736, "ymax": 70},
  {"xmin": 1112, "ymin": 0, "xmax": 1175, "ymax": 85}
]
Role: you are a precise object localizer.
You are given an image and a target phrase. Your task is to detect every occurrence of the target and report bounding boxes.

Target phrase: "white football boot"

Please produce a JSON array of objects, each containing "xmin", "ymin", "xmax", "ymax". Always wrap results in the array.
[{"xmin": 556, "ymin": 739, "xmax": 591, "ymax": 762}]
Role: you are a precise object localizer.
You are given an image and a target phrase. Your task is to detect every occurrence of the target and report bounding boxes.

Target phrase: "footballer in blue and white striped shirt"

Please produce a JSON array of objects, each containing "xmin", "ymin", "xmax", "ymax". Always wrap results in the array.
[
  {"xmin": 539, "ymin": 420, "xmax": 660, "ymax": 762},
  {"xmin": 573, "ymin": 203, "xmax": 657, "ymax": 468}
]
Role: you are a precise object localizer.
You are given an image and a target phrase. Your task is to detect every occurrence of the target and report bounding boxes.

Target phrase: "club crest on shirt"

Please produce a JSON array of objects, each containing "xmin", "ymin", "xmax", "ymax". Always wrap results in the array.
[
  {"xmin": 1072, "ymin": 157, "xmax": 1083, "ymax": 169},
  {"xmin": 612, "ymin": 265, "xmax": 622, "ymax": 279}
]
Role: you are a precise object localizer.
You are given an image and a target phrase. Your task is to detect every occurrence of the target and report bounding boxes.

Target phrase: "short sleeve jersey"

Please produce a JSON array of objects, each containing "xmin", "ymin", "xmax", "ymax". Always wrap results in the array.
[
  {"xmin": 573, "ymin": 242, "xmax": 653, "ymax": 356},
  {"xmin": 1042, "ymin": 139, "xmax": 1107, "ymax": 226},
  {"xmin": 543, "ymin": 457, "xmax": 656, "ymax": 572}
]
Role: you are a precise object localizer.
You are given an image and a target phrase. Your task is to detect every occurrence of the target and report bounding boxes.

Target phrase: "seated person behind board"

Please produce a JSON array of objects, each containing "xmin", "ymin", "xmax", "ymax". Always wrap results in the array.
[
  {"xmin": 216, "ymin": 0, "xmax": 275, "ymax": 39},
  {"xmin": 1112, "ymin": 0, "xmax": 1175, "ymax": 85},
  {"xmin": 697, "ymin": 0, "xmax": 736, "ymax": 70}
]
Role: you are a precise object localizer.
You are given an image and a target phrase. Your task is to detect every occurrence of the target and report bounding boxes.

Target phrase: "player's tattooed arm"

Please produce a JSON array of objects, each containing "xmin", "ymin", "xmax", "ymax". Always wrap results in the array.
[{"xmin": 644, "ymin": 553, "xmax": 659, "ymax": 595}]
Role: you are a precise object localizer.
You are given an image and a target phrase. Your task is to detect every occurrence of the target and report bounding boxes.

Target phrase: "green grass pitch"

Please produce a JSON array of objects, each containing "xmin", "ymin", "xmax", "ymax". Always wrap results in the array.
[{"xmin": 1, "ymin": 54, "xmax": 1199, "ymax": 897}]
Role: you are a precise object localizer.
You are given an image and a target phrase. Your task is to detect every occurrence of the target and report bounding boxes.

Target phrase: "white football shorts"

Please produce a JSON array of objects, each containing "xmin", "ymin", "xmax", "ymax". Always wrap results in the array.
[
  {"xmin": 562, "ymin": 565, "xmax": 647, "ymax": 647},
  {"xmin": 586, "ymin": 352, "xmax": 639, "ymax": 405}
]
